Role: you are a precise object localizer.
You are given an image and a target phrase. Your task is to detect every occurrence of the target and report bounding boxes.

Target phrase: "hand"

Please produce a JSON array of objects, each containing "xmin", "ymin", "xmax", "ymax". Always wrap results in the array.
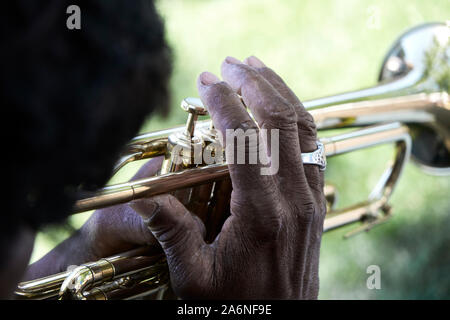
[
  {"xmin": 131, "ymin": 56, "xmax": 326, "ymax": 299},
  {"xmin": 79, "ymin": 157, "xmax": 164, "ymax": 259}
]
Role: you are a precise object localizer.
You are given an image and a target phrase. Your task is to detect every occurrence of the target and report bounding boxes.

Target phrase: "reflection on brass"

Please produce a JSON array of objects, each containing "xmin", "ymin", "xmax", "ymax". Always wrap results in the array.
[{"xmin": 16, "ymin": 23, "xmax": 450, "ymax": 300}]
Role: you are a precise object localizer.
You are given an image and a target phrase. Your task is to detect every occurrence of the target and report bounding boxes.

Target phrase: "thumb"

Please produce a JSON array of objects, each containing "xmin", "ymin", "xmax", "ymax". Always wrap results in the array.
[
  {"xmin": 130, "ymin": 194, "xmax": 208, "ymax": 266},
  {"xmin": 130, "ymin": 156, "xmax": 164, "ymax": 181}
]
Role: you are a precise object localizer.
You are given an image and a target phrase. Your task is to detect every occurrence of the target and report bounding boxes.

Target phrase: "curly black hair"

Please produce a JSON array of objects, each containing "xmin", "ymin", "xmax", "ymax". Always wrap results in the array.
[{"xmin": 1, "ymin": 1, "xmax": 171, "ymax": 240}]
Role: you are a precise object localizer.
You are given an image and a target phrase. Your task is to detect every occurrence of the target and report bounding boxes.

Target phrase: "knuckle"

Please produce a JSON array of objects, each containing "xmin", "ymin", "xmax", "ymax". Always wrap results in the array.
[
  {"xmin": 121, "ymin": 207, "xmax": 155, "ymax": 244},
  {"xmin": 292, "ymin": 199, "xmax": 326, "ymax": 240},
  {"xmin": 302, "ymin": 201, "xmax": 316, "ymax": 217},
  {"xmin": 203, "ymin": 81, "xmax": 234, "ymax": 107},
  {"xmin": 305, "ymin": 167, "xmax": 323, "ymax": 191},
  {"xmin": 149, "ymin": 196, "xmax": 189, "ymax": 246},
  {"xmin": 261, "ymin": 214, "xmax": 283, "ymax": 240},
  {"xmin": 292, "ymin": 200, "xmax": 315, "ymax": 224},
  {"xmin": 154, "ymin": 217, "xmax": 186, "ymax": 248},
  {"xmin": 136, "ymin": 214, "xmax": 155, "ymax": 244},
  {"xmin": 262, "ymin": 96, "xmax": 297, "ymax": 129},
  {"xmin": 313, "ymin": 184, "xmax": 327, "ymax": 219},
  {"xmin": 297, "ymin": 109, "xmax": 317, "ymax": 137},
  {"xmin": 225, "ymin": 118, "xmax": 258, "ymax": 132}
]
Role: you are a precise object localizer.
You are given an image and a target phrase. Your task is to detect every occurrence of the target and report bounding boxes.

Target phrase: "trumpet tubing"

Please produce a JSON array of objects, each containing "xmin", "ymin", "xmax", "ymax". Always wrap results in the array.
[{"xmin": 15, "ymin": 23, "xmax": 450, "ymax": 300}]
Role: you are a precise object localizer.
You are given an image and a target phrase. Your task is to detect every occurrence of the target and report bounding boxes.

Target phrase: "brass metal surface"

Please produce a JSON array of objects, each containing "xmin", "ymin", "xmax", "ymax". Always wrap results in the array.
[{"xmin": 16, "ymin": 23, "xmax": 450, "ymax": 300}]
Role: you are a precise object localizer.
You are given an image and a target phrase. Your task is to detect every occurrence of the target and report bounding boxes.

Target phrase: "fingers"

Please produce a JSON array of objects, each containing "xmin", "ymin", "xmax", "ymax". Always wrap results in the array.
[
  {"xmin": 113, "ymin": 205, "xmax": 158, "ymax": 247},
  {"xmin": 85, "ymin": 156, "xmax": 165, "ymax": 257},
  {"xmin": 243, "ymin": 56, "xmax": 323, "ymax": 193},
  {"xmin": 86, "ymin": 205, "xmax": 159, "ymax": 258},
  {"xmin": 219, "ymin": 57, "xmax": 306, "ymax": 182},
  {"xmin": 220, "ymin": 56, "xmax": 298, "ymax": 133},
  {"xmin": 130, "ymin": 194, "xmax": 210, "ymax": 270},
  {"xmin": 197, "ymin": 72, "xmax": 271, "ymax": 193},
  {"xmin": 243, "ymin": 56, "xmax": 317, "ymax": 153},
  {"xmin": 197, "ymin": 71, "xmax": 255, "ymax": 144}
]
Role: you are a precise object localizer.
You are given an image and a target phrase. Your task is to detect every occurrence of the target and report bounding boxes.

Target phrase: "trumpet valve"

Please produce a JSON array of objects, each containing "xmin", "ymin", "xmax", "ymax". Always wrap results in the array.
[
  {"xmin": 181, "ymin": 97, "xmax": 208, "ymax": 138},
  {"xmin": 161, "ymin": 98, "xmax": 208, "ymax": 174}
]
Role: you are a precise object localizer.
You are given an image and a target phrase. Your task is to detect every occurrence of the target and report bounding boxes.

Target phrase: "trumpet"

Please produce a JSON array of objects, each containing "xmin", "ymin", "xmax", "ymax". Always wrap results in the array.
[{"xmin": 15, "ymin": 22, "xmax": 450, "ymax": 300}]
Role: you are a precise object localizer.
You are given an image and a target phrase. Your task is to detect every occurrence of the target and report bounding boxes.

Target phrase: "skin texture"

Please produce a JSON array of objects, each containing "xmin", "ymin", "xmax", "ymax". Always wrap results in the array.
[
  {"xmin": 131, "ymin": 56, "xmax": 327, "ymax": 299},
  {"xmin": 24, "ymin": 56, "xmax": 325, "ymax": 299}
]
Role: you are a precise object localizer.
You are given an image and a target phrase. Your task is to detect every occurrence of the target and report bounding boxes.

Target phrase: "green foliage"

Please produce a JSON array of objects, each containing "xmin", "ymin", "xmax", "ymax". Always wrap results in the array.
[
  {"xmin": 31, "ymin": 0, "xmax": 450, "ymax": 299},
  {"xmin": 424, "ymin": 38, "xmax": 450, "ymax": 92}
]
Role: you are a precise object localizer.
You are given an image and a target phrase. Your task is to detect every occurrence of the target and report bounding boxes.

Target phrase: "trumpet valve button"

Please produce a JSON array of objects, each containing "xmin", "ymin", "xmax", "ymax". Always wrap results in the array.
[
  {"xmin": 181, "ymin": 97, "xmax": 208, "ymax": 116},
  {"xmin": 181, "ymin": 97, "xmax": 208, "ymax": 138}
]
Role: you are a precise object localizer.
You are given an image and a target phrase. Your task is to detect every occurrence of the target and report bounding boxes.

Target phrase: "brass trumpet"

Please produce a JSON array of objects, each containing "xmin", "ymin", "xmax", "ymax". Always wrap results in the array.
[{"xmin": 15, "ymin": 23, "xmax": 450, "ymax": 300}]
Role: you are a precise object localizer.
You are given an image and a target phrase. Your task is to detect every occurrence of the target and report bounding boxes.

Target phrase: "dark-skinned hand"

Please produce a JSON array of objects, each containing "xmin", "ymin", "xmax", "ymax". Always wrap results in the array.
[
  {"xmin": 130, "ymin": 56, "xmax": 326, "ymax": 299},
  {"xmin": 26, "ymin": 56, "xmax": 325, "ymax": 300}
]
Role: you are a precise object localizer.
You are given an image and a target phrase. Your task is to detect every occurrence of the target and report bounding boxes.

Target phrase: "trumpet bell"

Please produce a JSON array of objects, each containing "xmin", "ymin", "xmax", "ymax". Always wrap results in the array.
[
  {"xmin": 304, "ymin": 23, "xmax": 450, "ymax": 175},
  {"xmin": 378, "ymin": 23, "xmax": 450, "ymax": 174}
]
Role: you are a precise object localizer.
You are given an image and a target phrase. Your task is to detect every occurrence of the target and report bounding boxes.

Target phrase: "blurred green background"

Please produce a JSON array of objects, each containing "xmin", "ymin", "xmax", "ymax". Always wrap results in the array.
[{"xmin": 31, "ymin": 0, "xmax": 450, "ymax": 299}]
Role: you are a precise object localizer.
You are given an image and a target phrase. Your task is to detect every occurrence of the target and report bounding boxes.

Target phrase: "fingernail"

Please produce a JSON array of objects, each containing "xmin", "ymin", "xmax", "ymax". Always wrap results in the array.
[
  {"xmin": 130, "ymin": 199, "xmax": 159, "ymax": 221},
  {"xmin": 245, "ymin": 55, "xmax": 266, "ymax": 68},
  {"xmin": 199, "ymin": 71, "xmax": 220, "ymax": 85},
  {"xmin": 225, "ymin": 56, "xmax": 242, "ymax": 65}
]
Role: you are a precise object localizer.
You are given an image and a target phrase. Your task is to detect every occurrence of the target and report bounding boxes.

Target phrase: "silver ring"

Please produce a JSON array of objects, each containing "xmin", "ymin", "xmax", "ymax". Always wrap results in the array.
[{"xmin": 301, "ymin": 141, "xmax": 327, "ymax": 171}]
